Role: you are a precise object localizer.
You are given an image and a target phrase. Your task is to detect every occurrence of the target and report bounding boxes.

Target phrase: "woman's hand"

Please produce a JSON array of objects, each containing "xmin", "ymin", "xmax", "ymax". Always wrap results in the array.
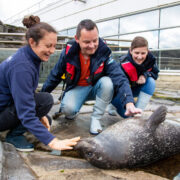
[
  {"xmin": 48, "ymin": 137, "xmax": 80, "ymax": 150},
  {"xmin": 40, "ymin": 116, "xmax": 50, "ymax": 131},
  {"xmin": 136, "ymin": 75, "xmax": 146, "ymax": 84}
]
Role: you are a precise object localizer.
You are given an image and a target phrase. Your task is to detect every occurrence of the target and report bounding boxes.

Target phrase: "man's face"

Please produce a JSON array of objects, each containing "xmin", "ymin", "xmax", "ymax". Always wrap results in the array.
[
  {"xmin": 75, "ymin": 27, "xmax": 99, "ymax": 56},
  {"xmin": 130, "ymin": 46, "xmax": 148, "ymax": 65}
]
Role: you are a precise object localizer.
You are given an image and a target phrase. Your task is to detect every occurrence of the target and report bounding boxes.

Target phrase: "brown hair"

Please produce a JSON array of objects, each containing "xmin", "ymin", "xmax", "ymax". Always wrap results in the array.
[
  {"xmin": 131, "ymin": 36, "xmax": 148, "ymax": 50},
  {"xmin": 76, "ymin": 19, "xmax": 98, "ymax": 39},
  {"xmin": 22, "ymin": 15, "xmax": 57, "ymax": 44}
]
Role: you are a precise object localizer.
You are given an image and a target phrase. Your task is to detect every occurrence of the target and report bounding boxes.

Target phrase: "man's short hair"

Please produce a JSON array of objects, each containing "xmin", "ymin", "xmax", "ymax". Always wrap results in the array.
[{"xmin": 76, "ymin": 19, "xmax": 98, "ymax": 39}]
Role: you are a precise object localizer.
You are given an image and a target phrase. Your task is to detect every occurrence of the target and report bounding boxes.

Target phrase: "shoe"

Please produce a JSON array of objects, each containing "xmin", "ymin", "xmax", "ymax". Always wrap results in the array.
[
  {"xmin": 90, "ymin": 118, "xmax": 102, "ymax": 135},
  {"xmin": 5, "ymin": 135, "xmax": 34, "ymax": 152}
]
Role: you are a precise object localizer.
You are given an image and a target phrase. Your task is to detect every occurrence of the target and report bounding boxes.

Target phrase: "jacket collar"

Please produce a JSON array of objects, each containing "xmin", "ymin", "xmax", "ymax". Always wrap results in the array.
[
  {"xmin": 24, "ymin": 45, "xmax": 42, "ymax": 67},
  {"xmin": 66, "ymin": 38, "xmax": 111, "ymax": 67},
  {"xmin": 126, "ymin": 50, "xmax": 155, "ymax": 68}
]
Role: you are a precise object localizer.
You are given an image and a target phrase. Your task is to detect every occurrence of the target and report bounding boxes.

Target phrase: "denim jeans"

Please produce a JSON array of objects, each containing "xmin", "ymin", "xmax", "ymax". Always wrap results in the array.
[
  {"xmin": 112, "ymin": 77, "xmax": 156, "ymax": 118},
  {"xmin": 60, "ymin": 76, "xmax": 114, "ymax": 118}
]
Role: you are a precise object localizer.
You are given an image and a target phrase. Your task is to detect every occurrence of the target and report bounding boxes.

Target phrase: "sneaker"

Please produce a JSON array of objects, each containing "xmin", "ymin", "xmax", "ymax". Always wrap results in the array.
[{"xmin": 5, "ymin": 135, "xmax": 34, "ymax": 152}]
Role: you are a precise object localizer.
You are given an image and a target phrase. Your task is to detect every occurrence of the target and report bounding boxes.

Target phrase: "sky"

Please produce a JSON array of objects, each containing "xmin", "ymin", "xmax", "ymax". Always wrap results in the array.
[{"xmin": 0, "ymin": 0, "xmax": 40, "ymax": 22}]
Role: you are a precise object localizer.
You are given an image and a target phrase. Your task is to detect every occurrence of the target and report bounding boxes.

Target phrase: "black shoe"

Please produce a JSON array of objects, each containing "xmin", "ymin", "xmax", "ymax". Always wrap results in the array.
[{"xmin": 5, "ymin": 135, "xmax": 34, "ymax": 152}]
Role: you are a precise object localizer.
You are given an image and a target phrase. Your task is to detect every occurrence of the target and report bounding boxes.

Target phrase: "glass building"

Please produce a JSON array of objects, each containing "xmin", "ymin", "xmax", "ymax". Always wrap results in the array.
[
  {"xmin": 3, "ymin": 0, "xmax": 180, "ymax": 72},
  {"xmin": 59, "ymin": 4, "xmax": 180, "ymax": 72}
]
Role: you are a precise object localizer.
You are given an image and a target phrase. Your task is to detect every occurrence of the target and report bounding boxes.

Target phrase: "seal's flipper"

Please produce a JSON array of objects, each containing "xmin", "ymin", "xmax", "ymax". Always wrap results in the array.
[{"xmin": 146, "ymin": 106, "xmax": 167, "ymax": 132}]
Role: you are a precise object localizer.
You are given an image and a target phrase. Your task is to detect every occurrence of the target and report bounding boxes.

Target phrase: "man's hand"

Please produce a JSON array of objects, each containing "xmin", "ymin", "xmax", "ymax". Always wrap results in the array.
[
  {"xmin": 136, "ymin": 75, "xmax": 146, "ymax": 84},
  {"xmin": 125, "ymin": 102, "xmax": 142, "ymax": 116},
  {"xmin": 40, "ymin": 116, "xmax": 50, "ymax": 131},
  {"xmin": 48, "ymin": 137, "xmax": 81, "ymax": 150}
]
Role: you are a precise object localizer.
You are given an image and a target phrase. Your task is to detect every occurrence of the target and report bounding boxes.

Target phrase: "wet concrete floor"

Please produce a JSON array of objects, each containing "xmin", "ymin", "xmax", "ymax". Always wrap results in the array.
[{"xmin": 0, "ymin": 89, "xmax": 180, "ymax": 180}]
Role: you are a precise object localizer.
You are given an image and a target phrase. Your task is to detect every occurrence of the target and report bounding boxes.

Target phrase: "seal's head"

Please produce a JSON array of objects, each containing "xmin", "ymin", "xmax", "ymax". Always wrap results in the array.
[{"xmin": 75, "ymin": 138, "xmax": 117, "ymax": 169}]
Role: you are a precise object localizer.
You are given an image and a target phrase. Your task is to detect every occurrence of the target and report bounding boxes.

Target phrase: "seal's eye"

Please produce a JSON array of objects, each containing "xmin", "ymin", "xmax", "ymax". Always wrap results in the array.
[{"xmin": 87, "ymin": 152, "xmax": 93, "ymax": 157}]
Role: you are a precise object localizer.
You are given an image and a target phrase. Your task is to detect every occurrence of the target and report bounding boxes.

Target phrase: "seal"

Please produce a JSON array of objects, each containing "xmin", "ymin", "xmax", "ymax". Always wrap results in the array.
[{"xmin": 75, "ymin": 106, "xmax": 180, "ymax": 169}]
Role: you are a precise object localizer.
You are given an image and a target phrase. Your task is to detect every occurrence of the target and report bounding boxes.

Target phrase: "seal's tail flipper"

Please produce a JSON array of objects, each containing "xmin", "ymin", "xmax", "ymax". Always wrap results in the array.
[{"xmin": 146, "ymin": 106, "xmax": 167, "ymax": 132}]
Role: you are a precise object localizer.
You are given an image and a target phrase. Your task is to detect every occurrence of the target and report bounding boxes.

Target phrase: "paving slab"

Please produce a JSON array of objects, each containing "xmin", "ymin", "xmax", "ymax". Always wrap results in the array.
[{"xmin": 1, "ymin": 143, "xmax": 37, "ymax": 180}]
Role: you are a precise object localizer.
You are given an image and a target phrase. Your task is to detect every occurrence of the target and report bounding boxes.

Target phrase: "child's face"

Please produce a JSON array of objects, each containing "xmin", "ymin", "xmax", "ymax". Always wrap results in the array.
[{"xmin": 130, "ymin": 46, "xmax": 148, "ymax": 65}]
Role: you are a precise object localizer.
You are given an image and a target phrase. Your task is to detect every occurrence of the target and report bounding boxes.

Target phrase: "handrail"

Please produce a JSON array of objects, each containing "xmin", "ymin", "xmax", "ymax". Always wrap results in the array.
[
  {"xmin": 0, "ymin": 32, "xmax": 25, "ymax": 36},
  {"xmin": 0, "ymin": 40, "xmax": 66, "ymax": 45}
]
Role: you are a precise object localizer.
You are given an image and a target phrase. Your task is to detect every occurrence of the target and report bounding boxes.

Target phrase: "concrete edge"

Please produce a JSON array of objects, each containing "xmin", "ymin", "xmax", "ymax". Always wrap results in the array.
[{"xmin": 0, "ymin": 141, "xmax": 3, "ymax": 179}]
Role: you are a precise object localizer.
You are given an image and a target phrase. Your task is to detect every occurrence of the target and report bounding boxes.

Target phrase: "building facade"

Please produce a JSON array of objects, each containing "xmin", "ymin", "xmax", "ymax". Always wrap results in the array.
[{"xmin": 5, "ymin": 0, "xmax": 180, "ymax": 71}]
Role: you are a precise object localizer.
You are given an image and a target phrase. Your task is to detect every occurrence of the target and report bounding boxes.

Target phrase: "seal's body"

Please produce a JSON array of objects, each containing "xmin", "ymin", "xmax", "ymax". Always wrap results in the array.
[{"xmin": 75, "ymin": 106, "xmax": 180, "ymax": 169}]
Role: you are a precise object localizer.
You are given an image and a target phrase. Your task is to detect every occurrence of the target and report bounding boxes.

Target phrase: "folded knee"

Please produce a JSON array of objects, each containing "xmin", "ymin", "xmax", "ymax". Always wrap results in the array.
[{"xmin": 61, "ymin": 103, "xmax": 77, "ymax": 117}]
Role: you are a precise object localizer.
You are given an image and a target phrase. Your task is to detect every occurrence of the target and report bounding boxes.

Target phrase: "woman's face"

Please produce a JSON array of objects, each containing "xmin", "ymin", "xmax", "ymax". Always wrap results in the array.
[
  {"xmin": 130, "ymin": 46, "xmax": 148, "ymax": 65},
  {"xmin": 30, "ymin": 32, "xmax": 57, "ymax": 62}
]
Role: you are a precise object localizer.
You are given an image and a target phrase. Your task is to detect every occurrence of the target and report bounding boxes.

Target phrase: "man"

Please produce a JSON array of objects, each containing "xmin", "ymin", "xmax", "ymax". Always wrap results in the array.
[{"xmin": 41, "ymin": 19, "xmax": 141, "ymax": 135}]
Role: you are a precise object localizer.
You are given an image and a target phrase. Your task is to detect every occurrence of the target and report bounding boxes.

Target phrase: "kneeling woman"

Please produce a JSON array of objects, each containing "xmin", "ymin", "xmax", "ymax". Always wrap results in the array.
[
  {"xmin": 0, "ymin": 15, "xmax": 80, "ymax": 151},
  {"xmin": 109, "ymin": 36, "xmax": 159, "ymax": 117}
]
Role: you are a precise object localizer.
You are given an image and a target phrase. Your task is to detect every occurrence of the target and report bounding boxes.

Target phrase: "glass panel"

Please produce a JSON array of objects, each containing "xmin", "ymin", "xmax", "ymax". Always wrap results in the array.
[
  {"xmin": 119, "ymin": 31, "xmax": 159, "ymax": 49},
  {"xmin": 67, "ymin": 28, "xmax": 76, "ymax": 36},
  {"xmin": 97, "ymin": 19, "xmax": 119, "ymax": 37},
  {"xmin": 104, "ymin": 36, "xmax": 120, "ymax": 52},
  {"xmin": 0, "ymin": 49, "xmax": 17, "ymax": 64},
  {"xmin": 59, "ymin": 30, "xmax": 68, "ymax": 36},
  {"xmin": 160, "ymin": 5, "xmax": 180, "ymax": 28},
  {"xmin": 159, "ymin": 28, "xmax": 180, "ymax": 48},
  {"xmin": 0, "ymin": 49, "xmax": 61, "ymax": 83},
  {"xmin": 120, "ymin": 10, "xmax": 159, "ymax": 34},
  {"xmin": 153, "ymin": 50, "xmax": 180, "ymax": 70}
]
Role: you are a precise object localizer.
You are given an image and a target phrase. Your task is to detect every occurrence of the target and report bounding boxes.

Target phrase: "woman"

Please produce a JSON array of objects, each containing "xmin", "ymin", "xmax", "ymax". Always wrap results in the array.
[
  {"xmin": 0, "ymin": 15, "xmax": 80, "ymax": 152},
  {"xmin": 108, "ymin": 36, "xmax": 159, "ymax": 117}
]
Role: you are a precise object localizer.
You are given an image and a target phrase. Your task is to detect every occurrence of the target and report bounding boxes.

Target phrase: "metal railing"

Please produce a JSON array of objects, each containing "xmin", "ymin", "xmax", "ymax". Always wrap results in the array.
[
  {"xmin": 1, "ymin": 32, "xmax": 180, "ymax": 74},
  {"xmin": 0, "ymin": 32, "xmax": 132, "ymax": 50}
]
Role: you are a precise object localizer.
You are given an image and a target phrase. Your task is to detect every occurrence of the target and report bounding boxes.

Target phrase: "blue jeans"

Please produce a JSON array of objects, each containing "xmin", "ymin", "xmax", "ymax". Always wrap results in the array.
[
  {"xmin": 111, "ymin": 77, "xmax": 156, "ymax": 118},
  {"xmin": 60, "ymin": 76, "xmax": 114, "ymax": 118}
]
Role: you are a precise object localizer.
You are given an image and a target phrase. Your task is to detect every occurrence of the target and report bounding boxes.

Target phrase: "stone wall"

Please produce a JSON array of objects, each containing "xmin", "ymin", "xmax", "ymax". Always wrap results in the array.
[{"xmin": 0, "ymin": 20, "xmax": 26, "ymax": 33}]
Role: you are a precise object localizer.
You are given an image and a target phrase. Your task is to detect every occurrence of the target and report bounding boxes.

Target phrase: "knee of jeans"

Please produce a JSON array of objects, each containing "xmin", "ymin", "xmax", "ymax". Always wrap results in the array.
[
  {"xmin": 98, "ymin": 77, "xmax": 114, "ymax": 102},
  {"xmin": 61, "ymin": 103, "xmax": 77, "ymax": 117},
  {"xmin": 142, "ymin": 77, "xmax": 156, "ymax": 95},
  {"xmin": 100, "ymin": 77, "xmax": 114, "ymax": 93}
]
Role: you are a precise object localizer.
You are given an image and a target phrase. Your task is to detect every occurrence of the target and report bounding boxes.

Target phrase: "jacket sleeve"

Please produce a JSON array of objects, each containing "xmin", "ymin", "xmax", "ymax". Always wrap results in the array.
[
  {"xmin": 9, "ymin": 65, "xmax": 55, "ymax": 145},
  {"xmin": 143, "ymin": 63, "xmax": 159, "ymax": 80},
  {"xmin": 41, "ymin": 49, "xmax": 66, "ymax": 92},
  {"xmin": 143, "ymin": 55, "xmax": 159, "ymax": 80},
  {"xmin": 105, "ymin": 56, "xmax": 134, "ymax": 107}
]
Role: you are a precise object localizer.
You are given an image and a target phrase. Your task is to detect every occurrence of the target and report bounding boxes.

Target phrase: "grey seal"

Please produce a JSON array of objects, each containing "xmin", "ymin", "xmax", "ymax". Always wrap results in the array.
[{"xmin": 75, "ymin": 106, "xmax": 180, "ymax": 169}]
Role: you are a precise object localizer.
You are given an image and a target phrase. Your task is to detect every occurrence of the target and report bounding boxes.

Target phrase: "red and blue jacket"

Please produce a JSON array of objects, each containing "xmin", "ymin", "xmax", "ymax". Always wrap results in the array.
[
  {"xmin": 120, "ymin": 51, "xmax": 159, "ymax": 87},
  {"xmin": 42, "ymin": 38, "xmax": 134, "ymax": 106}
]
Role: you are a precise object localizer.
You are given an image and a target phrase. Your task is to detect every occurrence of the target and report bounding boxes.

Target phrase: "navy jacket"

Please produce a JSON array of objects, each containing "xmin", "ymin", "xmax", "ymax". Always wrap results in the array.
[
  {"xmin": 42, "ymin": 38, "xmax": 134, "ymax": 107},
  {"xmin": 120, "ymin": 51, "xmax": 159, "ymax": 87},
  {"xmin": 0, "ymin": 45, "xmax": 55, "ymax": 145}
]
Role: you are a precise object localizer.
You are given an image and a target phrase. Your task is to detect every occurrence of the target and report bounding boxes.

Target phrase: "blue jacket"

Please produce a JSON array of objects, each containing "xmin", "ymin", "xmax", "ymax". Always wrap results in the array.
[
  {"xmin": 0, "ymin": 45, "xmax": 55, "ymax": 145},
  {"xmin": 42, "ymin": 38, "xmax": 134, "ymax": 107}
]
